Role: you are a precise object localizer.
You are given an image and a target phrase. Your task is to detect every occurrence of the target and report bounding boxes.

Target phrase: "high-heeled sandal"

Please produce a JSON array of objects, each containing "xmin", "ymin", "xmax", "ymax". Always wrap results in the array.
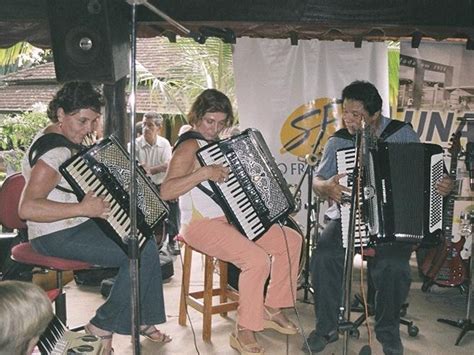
[
  {"xmin": 263, "ymin": 308, "xmax": 298, "ymax": 335},
  {"xmin": 229, "ymin": 327, "xmax": 264, "ymax": 355},
  {"xmin": 84, "ymin": 324, "xmax": 114, "ymax": 354},
  {"xmin": 139, "ymin": 325, "xmax": 172, "ymax": 343}
]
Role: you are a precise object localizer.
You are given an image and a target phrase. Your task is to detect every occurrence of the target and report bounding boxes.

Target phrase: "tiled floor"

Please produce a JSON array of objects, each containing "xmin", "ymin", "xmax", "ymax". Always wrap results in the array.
[{"xmin": 61, "ymin": 248, "xmax": 473, "ymax": 355}]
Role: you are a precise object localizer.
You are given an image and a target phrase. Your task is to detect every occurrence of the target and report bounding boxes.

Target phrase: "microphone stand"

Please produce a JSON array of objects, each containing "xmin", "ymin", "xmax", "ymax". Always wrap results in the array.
[
  {"xmin": 127, "ymin": 4, "xmax": 141, "ymax": 354},
  {"xmin": 124, "ymin": 2, "xmax": 201, "ymax": 351},
  {"xmin": 338, "ymin": 129, "xmax": 363, "ymax": 355},
  {"xmin": 294, "ymin": 117, "xmax": 328, "ymax": 303}
]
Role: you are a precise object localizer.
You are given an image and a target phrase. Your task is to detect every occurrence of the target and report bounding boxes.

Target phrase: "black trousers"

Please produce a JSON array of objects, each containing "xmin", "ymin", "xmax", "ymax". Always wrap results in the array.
[{"xmin": 310, "ymin": 219, "xmax": 412, "ymax": 348}]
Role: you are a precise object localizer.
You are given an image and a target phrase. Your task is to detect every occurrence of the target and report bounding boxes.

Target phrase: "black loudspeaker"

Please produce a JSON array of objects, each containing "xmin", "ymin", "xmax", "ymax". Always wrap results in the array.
[{"xmin": 47, "ymin": 0, "xmax": 130, "ymax": 84}]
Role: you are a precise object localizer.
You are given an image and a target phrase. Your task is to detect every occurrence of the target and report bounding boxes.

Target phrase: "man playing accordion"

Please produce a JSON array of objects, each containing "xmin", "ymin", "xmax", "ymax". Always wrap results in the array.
[{"xmin": 309, "ymin": 81, "xmax": 454, "ymax": 354}]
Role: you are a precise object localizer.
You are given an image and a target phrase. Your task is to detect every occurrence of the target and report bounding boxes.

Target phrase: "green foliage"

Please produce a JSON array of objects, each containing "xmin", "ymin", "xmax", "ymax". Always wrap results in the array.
[
  {"xmin": 0, "ymin": 110, "xmax": 49, "ymax": 172},
  {"xmin": 388, "ymin": 42, "xmax": 400, "ymax": 116},
  {"xmin": 137, "ymin": 37, "xmax": 237, "ymax": 123},
  {"xmin": 0, "ymin": 43, "xmax": 52, "ymax": 75}
]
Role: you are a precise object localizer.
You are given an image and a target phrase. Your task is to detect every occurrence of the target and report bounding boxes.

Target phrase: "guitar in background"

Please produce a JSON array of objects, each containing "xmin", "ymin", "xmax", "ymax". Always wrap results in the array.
[{"xmin": 421, "ymin": 129, "xmax": 468, "ymax": 291}]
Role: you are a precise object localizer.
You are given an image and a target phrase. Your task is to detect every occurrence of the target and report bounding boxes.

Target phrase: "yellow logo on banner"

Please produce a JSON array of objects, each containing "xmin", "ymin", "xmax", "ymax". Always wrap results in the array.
[{"xmin": 280, "ymin": 98, "xmax": 341, "ymax": 157}]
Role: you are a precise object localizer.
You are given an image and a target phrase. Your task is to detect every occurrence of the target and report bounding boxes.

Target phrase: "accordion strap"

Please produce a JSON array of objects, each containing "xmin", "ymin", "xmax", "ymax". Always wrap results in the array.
[
  {"xmin": 28, "ymin": 133, "xmax": 83, "ymax": 193},
  {"xmin": 175, "ymin": 130, "xmax": 229, "ymax": 217},
  {"xmin": 197, "ymin": 184, "xmax": 221, "ymax": 205},
  {"xmin": 331, "ymin": 120, "xmax": 412, "ymax": 142},
  {"xmin": 173, "ymin": 130, "xmax": 209, "ymax": 151}
]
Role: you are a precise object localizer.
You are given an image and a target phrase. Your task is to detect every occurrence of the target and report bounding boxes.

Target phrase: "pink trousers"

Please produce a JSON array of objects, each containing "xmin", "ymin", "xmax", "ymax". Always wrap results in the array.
[{"xmin": 183, "ymin": 216, "xmax": 302, "ymax": 331}]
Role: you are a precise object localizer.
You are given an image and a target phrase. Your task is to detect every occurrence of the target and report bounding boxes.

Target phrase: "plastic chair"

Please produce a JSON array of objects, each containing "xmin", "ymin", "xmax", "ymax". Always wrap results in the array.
[
  {"xmin": 0, "ymin": 173, "xmax": 28, "ymax": 240},
  {"xmin": 0, "ymin": 172, "xmax": 92, "ymax": 326}
]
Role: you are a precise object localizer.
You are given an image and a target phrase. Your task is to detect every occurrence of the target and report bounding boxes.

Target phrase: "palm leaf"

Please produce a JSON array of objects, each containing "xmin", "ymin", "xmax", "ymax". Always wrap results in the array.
[
  {"xmin": 137, "ymin": 37, "xmax": 237, "ymax": 124},
  {"xmin": 0, "ymin": 42, "xmax": 31, "ymax": 75}
]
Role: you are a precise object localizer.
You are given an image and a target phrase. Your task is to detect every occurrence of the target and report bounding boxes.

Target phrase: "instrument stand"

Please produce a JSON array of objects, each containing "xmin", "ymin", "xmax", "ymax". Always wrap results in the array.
[
  {"xmin": 437, "ymin": 216, "xmax": 473, "ymax": 346},
  {"xmin": 296, "ymin": 164, "xmax": 318, "ymax": 303}
]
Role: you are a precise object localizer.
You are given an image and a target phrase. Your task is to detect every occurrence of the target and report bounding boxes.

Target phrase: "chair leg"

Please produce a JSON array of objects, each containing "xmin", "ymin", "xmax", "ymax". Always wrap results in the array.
[
  {"xmin": 219, "ymin": 260, "xmax": 229, "ymax": 317},
  {"xmin": 202, "ymin": 255, "xmax": 214, "ymax": 342},
  {"xmin": 179, "ymin": 245, "xmax": 192, "ymax": 326}
]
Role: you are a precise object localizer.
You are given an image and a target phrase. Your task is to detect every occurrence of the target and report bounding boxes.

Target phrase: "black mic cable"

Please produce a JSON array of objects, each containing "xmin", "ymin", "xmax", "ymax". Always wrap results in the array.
[
  {"xmin": 175, "ymin": 237, "xmax": 202, "ymax": 355},
  {"xmin": 278, "ymin": 221, "xmax": 312, "ymax": 354}
]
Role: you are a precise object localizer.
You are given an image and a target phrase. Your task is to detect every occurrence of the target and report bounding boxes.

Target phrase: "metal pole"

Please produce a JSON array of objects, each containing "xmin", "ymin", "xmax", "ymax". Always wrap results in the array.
[
  {"xmin": 339, "ymin": 131, "xmax": 362, "ymax": 355},
  {"xmin": 128, "ymin": 3, "xmax": 141, "ymax": 354}
]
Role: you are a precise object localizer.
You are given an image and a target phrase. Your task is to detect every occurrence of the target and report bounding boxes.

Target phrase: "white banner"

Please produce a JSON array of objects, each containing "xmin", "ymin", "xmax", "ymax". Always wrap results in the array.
[
  {"xmin": 232, "ymin": 38, "xmax": 389, "ymax": 229},
  {"xmin": 398, "ymin": 40, "xmax": 474, "ymax": 258}
]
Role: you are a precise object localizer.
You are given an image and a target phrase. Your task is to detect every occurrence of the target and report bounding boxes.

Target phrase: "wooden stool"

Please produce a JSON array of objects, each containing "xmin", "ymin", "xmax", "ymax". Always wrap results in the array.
[{"xmin": 179, "ymin": 241, "xmax": 239, "ymax": 342}]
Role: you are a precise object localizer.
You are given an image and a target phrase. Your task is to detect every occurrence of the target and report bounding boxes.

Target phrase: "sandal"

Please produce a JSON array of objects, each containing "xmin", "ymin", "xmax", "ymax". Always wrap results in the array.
[
  {"xmin": 263, "ymin": 307, "xmax": 298, "ymax": 335},
  {"xmin": 84, "ymin": 323, "xmax": 114, "ymax": 354},
  {"xmin": 139, "ymin": 325, "xmax": 172, "ymax": 343},
  {"xmin": 229, "ymin": 327, "xmax": 264, "ymax": 355}
]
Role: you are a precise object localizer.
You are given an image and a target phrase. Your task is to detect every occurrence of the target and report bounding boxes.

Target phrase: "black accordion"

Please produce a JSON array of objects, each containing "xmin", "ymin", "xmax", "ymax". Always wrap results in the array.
[
  {"xmin": 337, "ymin": 142, "xmax": 444, "ymax": 248},
  {"xmin": 196, "ymin": 128, "xmax": 295, "ymax": 241},
  {"xmin": 59, "ymin": 136, "xmax": 168, "ymax": 252}
]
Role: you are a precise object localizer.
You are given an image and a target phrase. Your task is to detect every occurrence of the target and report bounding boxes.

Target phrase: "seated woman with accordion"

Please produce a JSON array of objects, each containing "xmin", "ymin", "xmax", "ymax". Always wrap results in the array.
[
  {"xmin": 18, "ymin": 81, "xmax": 171, "ymax": 354},
  {"xmin": 161, "ymin": 89, "xmax": 302, "ymax": 355}
]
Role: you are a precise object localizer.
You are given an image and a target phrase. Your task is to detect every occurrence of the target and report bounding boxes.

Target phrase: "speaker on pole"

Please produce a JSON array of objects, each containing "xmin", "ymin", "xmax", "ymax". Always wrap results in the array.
[{"xmin": 47, "ymin": 0, "xmax": 130, "ymax": 84}]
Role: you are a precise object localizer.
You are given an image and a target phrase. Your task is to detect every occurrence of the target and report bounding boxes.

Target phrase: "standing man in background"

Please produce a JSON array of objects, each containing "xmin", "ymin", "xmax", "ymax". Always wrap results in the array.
[{"xmin": 135, "ymin": 112, "xmax": 180, "ymax": 255}]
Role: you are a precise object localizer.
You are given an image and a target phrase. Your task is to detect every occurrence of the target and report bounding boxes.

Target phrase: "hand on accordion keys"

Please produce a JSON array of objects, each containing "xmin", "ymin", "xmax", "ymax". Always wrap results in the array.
[
  {"xmin": 80, "ymin": 191, "xmax": 111, "ymax": 220},
  {"xmin": 205, "ymin": 164, "xmax": 230, "ymax": 184}
]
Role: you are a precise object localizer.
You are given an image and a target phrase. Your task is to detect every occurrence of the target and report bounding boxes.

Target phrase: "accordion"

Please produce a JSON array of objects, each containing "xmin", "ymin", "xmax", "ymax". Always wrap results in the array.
[
  {"xmin": 338, "ymin": 142, "xmax": 444, "ymax": 248},
  {"xmin": 38, "ymin": 316, "xmax": 103, "ymax": 355},
  {"xmin": 196, "ymin": 128, "xmax": 295, "ymax": 241},
  {"xmin": 59, "ymin": 136, "xmax": 168, "ymax": 252}
]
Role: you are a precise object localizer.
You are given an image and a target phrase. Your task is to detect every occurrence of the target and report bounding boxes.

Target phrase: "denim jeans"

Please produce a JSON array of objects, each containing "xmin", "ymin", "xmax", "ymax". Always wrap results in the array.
[{"xmin": 31, "ymin": 219, "xmax": 166, "ymax": 334}]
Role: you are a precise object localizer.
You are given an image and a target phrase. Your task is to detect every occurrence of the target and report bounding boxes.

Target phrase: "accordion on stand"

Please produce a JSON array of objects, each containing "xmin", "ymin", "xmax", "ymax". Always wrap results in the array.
[
  {"xmin": 59, "ymin": 136, "xmax": 169, "ymax": 252},
  {"xmin": 338, "ymin": 142, "xmax": 444, "ymax": 249},
  {"xmin": 196, "ymin": 128, "xmax": 295, "ymax": 241}
]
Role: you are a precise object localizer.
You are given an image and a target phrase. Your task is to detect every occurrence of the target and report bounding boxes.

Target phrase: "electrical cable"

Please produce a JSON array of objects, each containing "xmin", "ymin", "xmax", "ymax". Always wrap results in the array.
[
  {"xmin": 176, "ymin": 241, "xmax": 201, "ymax": 355},
  {"xmin": 278, "ymin": 222, "xmax": 312, "ymax": 354}
]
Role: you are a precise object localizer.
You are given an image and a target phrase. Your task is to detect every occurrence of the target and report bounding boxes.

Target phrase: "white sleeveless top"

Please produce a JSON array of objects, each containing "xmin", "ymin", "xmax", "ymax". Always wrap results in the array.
[
  {"xmin": 179, "ymin": 138, "xmax": 224, "ymax": 232},
  {"xmin": 22, "ymin": 131, "xmax": 88, "ymax": 240}
]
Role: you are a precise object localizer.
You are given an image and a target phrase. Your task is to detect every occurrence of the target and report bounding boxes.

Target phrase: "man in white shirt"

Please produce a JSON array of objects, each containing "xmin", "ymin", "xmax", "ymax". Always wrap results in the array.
[
  {"xmin": 135, "ymin": 112, "xmax": 180, "ymax": 255},
  {"xmin": 136, "ymin": 112, "xmax": 171, "ymax": 185}
]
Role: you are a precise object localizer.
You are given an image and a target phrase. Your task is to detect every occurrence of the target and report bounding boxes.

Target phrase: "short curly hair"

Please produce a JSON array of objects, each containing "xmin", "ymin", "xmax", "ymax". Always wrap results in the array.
[
  {"xmin": 187, "ymin": 89, "xmax": 234, "ymax": 127},
  {"xmin": 47, "ymin": 81, "xmax": 104, "ymax": 123}
]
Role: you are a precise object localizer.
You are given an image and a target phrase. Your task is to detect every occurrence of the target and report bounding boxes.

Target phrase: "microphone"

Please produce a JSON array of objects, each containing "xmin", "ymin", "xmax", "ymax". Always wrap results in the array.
[{"xmin": 466, "ymin": 142, "xmax": 474, "ymax": 191}]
